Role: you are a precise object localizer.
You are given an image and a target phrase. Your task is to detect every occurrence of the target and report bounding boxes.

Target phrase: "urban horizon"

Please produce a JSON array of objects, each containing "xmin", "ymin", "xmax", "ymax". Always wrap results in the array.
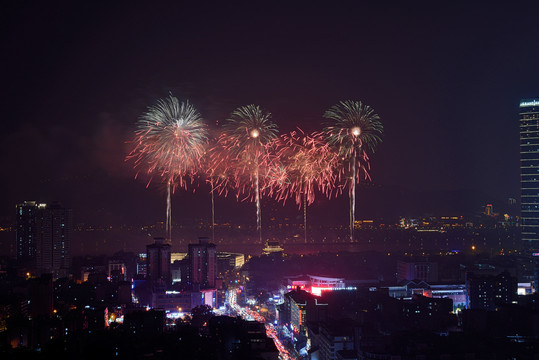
[{"xmin": 3, "ymin": 2, "xmax": 539, "ymax": 359}]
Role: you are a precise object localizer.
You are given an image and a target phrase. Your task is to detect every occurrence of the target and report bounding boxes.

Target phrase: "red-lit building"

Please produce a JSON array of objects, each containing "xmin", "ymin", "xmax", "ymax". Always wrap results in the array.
[{"xmin": 283, "ymin": 275, "xmax": 346, "ymax": 296}]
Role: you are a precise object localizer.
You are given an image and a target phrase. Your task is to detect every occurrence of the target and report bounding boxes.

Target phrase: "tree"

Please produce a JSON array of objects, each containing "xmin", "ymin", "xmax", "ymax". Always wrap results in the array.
[{"xmin": 190, "ymin": 304, "xmax": 214, "ymax": 329}]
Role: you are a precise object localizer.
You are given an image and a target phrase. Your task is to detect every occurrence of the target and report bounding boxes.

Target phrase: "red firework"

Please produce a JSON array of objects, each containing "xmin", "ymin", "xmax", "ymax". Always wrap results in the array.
[{"xmin": 268, "ymin": 128, "xmax": 339, "ymax": 208}]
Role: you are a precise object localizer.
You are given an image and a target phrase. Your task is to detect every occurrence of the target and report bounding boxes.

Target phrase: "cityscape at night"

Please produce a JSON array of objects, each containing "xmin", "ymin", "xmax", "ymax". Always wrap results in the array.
[{"xmin": 2, "ymin": 1, "xmax": 539, "ymax": 359}]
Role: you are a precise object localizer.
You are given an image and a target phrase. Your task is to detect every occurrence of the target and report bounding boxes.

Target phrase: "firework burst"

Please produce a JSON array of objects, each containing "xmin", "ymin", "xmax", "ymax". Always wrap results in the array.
[
  {"xmin": 270, "ymin": 129, "xmax": 337, "ymax": 205},
  {"xmin": 268, "ymin": 129, "xmax": 338, "ymax": 242},
  {"xmin": 323, "ymin": 100, "xmax": 383, "ymax": 242},
  {"xmin": 128, "ymin": 94, "xmax": 208, "ymax": 240},
  {"xmin": 217, "ymin": 104, "xmax": 278, "ymax": 242}
]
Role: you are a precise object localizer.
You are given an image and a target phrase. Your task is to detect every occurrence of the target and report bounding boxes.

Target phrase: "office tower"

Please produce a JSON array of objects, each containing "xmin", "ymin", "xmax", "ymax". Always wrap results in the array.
[
  {"xmin": 16, "ymin": 201, "xmax": 72, "ymax": 277},
  {"xmin": 37, "ymin": 203, "xmax": 72, "ymax": 278},
  {"xmin": 146, "ymin": 237, "xmax": 171, "ymax": 287},
  {"xmin": 16, "ymin": 201, "xmax": 45, "ymax": 264},
  {"xmin": 520, "ymin": 99, "xmax": 539, "ymax": 241},
  {"xmin": 188, "ymin": 237, "xmax": 216, "ymax": 289}
]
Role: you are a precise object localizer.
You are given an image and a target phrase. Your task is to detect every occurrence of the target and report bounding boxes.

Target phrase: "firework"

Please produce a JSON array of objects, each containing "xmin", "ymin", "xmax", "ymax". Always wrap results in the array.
[
  {"xmin": 323, "ymin": 100, "xmax": 383, "ymax": 242},
  {"xmin": 203, "ymin": 138, "xmax": 237, "ymax": 243},
  {"xmin": 217, "ymin": 104, "xmax": 278, "ymax": 242},
  {"xmin": 206, "ymin": 140, "xmax": 237, "ymax": 198},
  {"xmin": 128, "ymin": 94, "xmax": 208, "ymax": 240},
  {"xmin": 268, "ymin": 129, "xmax": 338, "ymax": 242}
]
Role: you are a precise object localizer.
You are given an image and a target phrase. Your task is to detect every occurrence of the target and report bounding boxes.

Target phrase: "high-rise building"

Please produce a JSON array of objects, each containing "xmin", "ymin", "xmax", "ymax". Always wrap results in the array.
[
  {"xmin": 16, "ymin": 201, "xmax": 46, "ymax": 264},
  {"xmin": 146, "ymin": 237, "xmax": 171, "ymax": 287},
  {"xmin": 136, "ymin": 253, "xmax": 148, "ymax": 277},
  {"xmin": 16, "ymin": 201, "xmax": 72, "ymax": 278},
  {"xmin": 188, "ymin": 237, "xmax": 216, "ymax": 289},
  {"xmin": 37, "ymin": 203, "xmax": 72, "ymax": 278},
  {"xmin": 520, "ymin": 99, "xmax": 539, "ymax": 242}
]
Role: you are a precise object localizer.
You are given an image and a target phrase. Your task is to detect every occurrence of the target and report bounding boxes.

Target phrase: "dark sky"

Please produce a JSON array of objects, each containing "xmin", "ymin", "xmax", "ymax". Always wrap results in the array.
[{"xmin": 2, "ymin": 1, "xmax": 539, "ymax": 225}]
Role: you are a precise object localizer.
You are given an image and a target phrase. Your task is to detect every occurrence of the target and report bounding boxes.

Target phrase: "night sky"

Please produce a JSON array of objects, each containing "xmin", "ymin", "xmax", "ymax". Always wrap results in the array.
[{"xmin": 2, "ymin": 1, "xmax": 539, "ymax": 226}]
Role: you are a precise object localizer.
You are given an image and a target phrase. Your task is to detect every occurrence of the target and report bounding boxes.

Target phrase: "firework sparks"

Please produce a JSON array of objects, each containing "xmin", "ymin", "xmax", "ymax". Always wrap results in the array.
[
  {"xmin": 274, "ymin": 129, "xmax": 338, "ymax": 206},
  {"xmin": 217, "ymin": 104, "xmax": 278, "ymax": 242},
  {"xmin": 203, "ymin": 138, "xmax": 237, "ymax": 243},
  {"xmin": 127, "ymin": 94, "xmax": 208, "ymax": 240},
  {"xmin": 323, "ymin": 100, "xmax": 383, "ymax": 242},
  {"xmin": 268, "ymin": 129, "xmax": 338, "ymax": 242}
]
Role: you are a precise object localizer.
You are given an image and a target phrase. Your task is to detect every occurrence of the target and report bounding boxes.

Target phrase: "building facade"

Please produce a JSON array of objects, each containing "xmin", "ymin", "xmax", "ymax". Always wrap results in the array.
[
  {"xmin": 397, "ymin": 261, "xmax": 438, "ymax": 283},
  {"xmin": 466, "ymin": 270, "xmax": 517, "ymax": 311},
  {"xmin": 16, "ymin": 201, "xmax": 72, "ymax": 278},
  {"xmin": 318, "ymin": 321, "xmax": 355, "ymax": 360},
  {"xmin": 520, "ymin": 99, "xmax": 539, "ymax": 241},
  {"xmin": 188, "ymin": 237, "xmax": 216, "ymax": 289},
  {"xmin": 37, "ymin": 203, "xmax": 72, "ymax": 278},
  {"xmin": 16, "ymin": 201, "xmax": 43, "ymax": 264},
  {"xmin": 146, "ymin": 237, "xmax": 171, "ymax": 287},
  {"xmin": 280, "ymin": 289, "xmax": 328, "ymax": 334}
]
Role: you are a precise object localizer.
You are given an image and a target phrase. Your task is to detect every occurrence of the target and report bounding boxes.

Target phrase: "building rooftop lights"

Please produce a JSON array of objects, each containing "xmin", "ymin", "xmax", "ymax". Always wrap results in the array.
[{"xmin": 520, "ymin": 100, "xmax": 539, "ymax": 107}]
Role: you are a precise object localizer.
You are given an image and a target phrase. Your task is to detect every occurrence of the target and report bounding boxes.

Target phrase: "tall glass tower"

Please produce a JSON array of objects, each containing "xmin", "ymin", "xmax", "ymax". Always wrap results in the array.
[{"xmin": 520, "ymin": 99, "xmax": 539, "ymax": 241}]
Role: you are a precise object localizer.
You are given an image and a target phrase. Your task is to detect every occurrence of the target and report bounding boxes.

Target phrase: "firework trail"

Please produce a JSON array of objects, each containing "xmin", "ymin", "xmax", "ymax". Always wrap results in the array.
[
  {"xmin": 323, "ymin": 100, "xmax": 383, "ymax": 242},
  {"xmin": 217, "ymin": 105, "xmax": 278, "ymax": 243},
  {"xmin": 268, "ymin": 129, "xmax": 338, "ymax": 242},
  {"xmin": 203, "ymin": 138, "xmax": 237, "ymax": 243},
  {"xmin": 203, "ymin": 148, "xmax": 217, "ymax": 244},
  {"xmin": 127, "ymin": 95, "xmax": 208, "ymax": 241}
]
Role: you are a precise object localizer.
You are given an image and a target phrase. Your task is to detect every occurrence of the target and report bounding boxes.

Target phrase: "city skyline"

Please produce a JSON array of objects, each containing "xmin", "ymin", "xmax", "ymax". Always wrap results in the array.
[
  {"xmin": 3, "ymin": 3, "xmax": 539, "ymax": 358},
  {"xmin": 2, "ymin": 2, "xmax": 539, "ymax": 228}
]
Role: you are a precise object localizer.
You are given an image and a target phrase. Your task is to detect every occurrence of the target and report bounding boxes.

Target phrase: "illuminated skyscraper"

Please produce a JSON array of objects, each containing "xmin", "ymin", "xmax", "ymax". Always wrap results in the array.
[
  {"xmin": 16, "ymin": 201, "xmax": 44, "ymax": 264},
  {"xmin": 520, "ymin": 99, "xmax": 539, "ymax": 242},
  {"xmin": 16, "ymin": 201, "xmax": 72, "ymax": 277}
]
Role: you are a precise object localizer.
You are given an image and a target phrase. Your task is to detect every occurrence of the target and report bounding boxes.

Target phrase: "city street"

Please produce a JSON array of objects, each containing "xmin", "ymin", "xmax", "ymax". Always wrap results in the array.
[{"xmin": 226, "ymin": 289, "xmax": 295, "ymax": 360}]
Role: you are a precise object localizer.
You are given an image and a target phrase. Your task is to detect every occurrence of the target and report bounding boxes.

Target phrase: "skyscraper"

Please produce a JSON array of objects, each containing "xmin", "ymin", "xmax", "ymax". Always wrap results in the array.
[
  {"xmin": 188, "ymin": 237, "xmax": 216, "ymax": 289},
  {"xmin": 38, "ymin": 202, "xmax": 72, "ymax": 278},
  {"xmin": 520, "ymin": 99, "xmax": 539, "ymax": 242},
  {"xmin": 16, "ymin": 201, "xmax": 72, "ymax": 277},
  {"xmin": 16, "ymin": 201, "xmax": 45, "ymax": 264},
  {"xmin": 146, "ymin": 237, "xmax": 171, "ymax": 287}
]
